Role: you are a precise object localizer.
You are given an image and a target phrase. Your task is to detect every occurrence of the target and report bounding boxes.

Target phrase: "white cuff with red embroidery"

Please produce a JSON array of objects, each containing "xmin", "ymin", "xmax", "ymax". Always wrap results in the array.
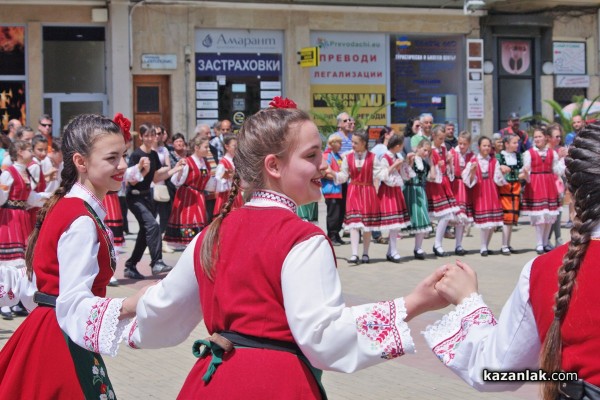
[{"xmin": 422, "ymin": 293, "xmax": 496, "ymax": 365}]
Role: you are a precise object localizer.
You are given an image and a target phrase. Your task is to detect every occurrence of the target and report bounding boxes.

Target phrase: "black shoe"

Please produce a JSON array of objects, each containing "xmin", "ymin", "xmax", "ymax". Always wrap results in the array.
[
  {"xmin": 433, "ymin": 246, "xmax": 448, "ymax": 257},
  {"xmin": 335, "ymin": 235, "xmax": 347, "ymax": 245},
  {"xmin": 349, "ymin": 255, "xmax": 361, "ymax": 265},
  {"xmin": 386, "ymin": 254, "xmax": 401, "ymax": 263},
  {"xmin": 536, "ymin": 246, "xmax": 544, "ymax": 255},
  {"xmin": 11, "ymin": 304, "xmax": 29, "ymax": 317},
  {"xmin": 487, "ymin": 249, "xmax": 495, "ymax": 256},
  {"xmin": 124, "ymin": 265, "xmax": 145, "ymax": 280},
  {"xmin": 1, "ymin": 310, "xmax": 13, "ymax": 320},
  {"xmin": 454, "ymin": 246, "xmax": 467, "ymax": 256},
  {"xmin": 331, "ymin": 239, "xmax": 341, "ymax": 247},
  {"xmin": 413, "ymin": 250, "xmax": 425, "ymax": 260},
  {"xmin": 543, "ymin": 244, "xmax": 554, "ymax": 253},
  {"xmin": 501, "ymin": 246, "xmax": 511, "ymax": 256},
  {"xmin": 508, "ymin": 246, "xmax": 516, "ymax": 254},
  {"xmin": 151, "ymin": 260, "xmax": 173, "ymax": 275},
  {"xmin": 480, "ymin": 250, "xmax": 488, "ymax": 257},
  {"xmin": 361, "ymin": 254, "xmax": 370, "ymax": 264}
]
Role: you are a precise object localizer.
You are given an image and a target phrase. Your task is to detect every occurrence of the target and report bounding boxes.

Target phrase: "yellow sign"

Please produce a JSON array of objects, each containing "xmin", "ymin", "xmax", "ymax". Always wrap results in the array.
[{"xmin": 298, "ymin": 47, "xmax": 319, "ymax": 68}]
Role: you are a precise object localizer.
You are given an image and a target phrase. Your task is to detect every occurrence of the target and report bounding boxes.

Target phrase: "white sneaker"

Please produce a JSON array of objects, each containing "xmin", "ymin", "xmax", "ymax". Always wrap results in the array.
[{"xmin": 162, "ymin": 241, "xmax": 174, "ymax": 253}]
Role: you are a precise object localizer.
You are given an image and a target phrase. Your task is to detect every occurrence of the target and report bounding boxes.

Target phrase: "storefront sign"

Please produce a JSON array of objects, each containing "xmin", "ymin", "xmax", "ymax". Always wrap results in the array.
[
  {"xmin": 392, "ymin": 35, "xmax": 463, "ymax": 123},
  {"xmin": 553, "ymin": 42, "xmax": 586, "ymax": 75},
  {"xmin": 467, "ymin": 39, "xmax": 484, "ymax": 120},
  {"xmin": 556, "ymin": 75, "xmax": 590, "ymax": 88},
  {"xmin": 298, "ymin": 46, "xmax": 319, "ymax": 68},
  {"xmin": 310, "ymin": 32, "xmax": 388, "ymax": 126},
  {"xmin": 195, "ymin": 29, "xmax": 283, "ymax": 54},
  {"xmin": 500, "ymin": 40, "xmax": 531, "ymax": 76},
  {"xmin": 141, "ymin": 54, "xmax": 177, "ymax": 70},
  {"xmin": 196, "ymin": 53, "xmax": 282, "ymax": 77}
]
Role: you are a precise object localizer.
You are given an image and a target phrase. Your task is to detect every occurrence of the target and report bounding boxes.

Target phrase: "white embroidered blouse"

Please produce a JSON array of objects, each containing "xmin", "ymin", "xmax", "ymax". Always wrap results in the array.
[
  {"xmin": 0, "ymin": 183, "xmax": 132, "ymax": 356},
  {"xmin": 421, "ymin": 223, "xmax": 600, "ymax": 391},
  {"xmin": 127, "ymin": 190, "xmax": 416, "ymax": 372},
  {"xmin": 461, "ymin": 154, "xmax": 507, "ymax": 188}
]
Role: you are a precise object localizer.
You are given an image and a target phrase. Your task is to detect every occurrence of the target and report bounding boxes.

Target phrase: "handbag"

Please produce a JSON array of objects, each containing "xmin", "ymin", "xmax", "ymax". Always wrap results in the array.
[{"xmin": 153, "ymin": 184, "xmax": 171, "ymax": 202}]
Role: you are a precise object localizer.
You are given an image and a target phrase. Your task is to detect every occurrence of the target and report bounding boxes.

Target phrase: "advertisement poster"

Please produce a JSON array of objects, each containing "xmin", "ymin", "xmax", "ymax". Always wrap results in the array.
[
  {"xmin": 553, "ymin": 42, "xmax": 586, "ymax": 75},
  {"xmin": 310, "ymin": 32, "xmax": 388, "ymax": 128},
  {"xmin": 392, "ymin": 35, "xmax": 463, "ymax": 123},
  {"xmin": 0, "ymin": 26, "xmax": 25, "ymax": 75},
  {"xmin": 0, "ymin": 81, "xmax": 26, "ymax": 132}
]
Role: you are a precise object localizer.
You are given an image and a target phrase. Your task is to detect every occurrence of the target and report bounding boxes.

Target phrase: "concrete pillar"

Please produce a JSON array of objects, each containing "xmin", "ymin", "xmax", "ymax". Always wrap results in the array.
[{"xmin": 107, "ymin": 0, "xmax": 132, "ymax": 119}]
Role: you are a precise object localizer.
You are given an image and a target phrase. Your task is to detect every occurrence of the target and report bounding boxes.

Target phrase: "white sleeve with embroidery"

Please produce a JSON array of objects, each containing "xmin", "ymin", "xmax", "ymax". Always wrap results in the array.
[
  {"xmin": 377, "ymin": 157, "xmax": 404, "ymax": 188},
  {"xmin": 0, "ymin": 266, "xmax": 35, "ymax": 308},
  {"xmin": 552, "ymin": 150, "xmax": 566, "ymax": 176},
  {"xmin": 126, "ymin": 235, "xmax": 203, "ymax": 349},
  {"xmin": 282, "ymin": 235, "xmax": 414, "ymax": 373},
  {"xmin": 124, "ymin": 165, "xmax": 143, "ymax": 184},
  {"xmin": 334, "ymin": 155, "xmax": 350, "ymax": 185},
  {"xmin": 461, "ymin": 161, "xmax": 477, "ymax": 188},
  {"xmin": 493, "ymin": 161, "xmax": 508, "ymax": 187},
  {"xmin": 521, "ymin": 151, "xmax": 532, "ymax": 183},
  {"xmin": 214, "ymin": 163, "xmax": 230, "ymax": 193},
  {"xmin": 422, "ymin": 260, "xmax": 540, "ymax": 391},
  {"xmin": 56, "ymin": 216, "xmax": 130, "ymax": 357},
  {"xmin": 0, "ymin": 169, "xmax": 14, "ymax": 205},
  {"xmin": 170, "ymin": 164, "xmax": 190, "ymax": 187}
]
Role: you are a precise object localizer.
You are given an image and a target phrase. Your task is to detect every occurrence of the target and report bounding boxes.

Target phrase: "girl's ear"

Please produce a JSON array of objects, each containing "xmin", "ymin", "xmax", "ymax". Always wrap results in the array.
[
  {"xmin": 72, "ymin": 152, "xmax": 87, "ymax": 174},
  {"xmin": 264, "ymin": 154, "xmax": 281, "ymax": 180}
]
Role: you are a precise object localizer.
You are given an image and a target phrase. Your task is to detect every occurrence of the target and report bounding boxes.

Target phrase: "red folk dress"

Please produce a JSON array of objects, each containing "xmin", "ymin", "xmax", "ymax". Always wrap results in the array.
[
  {"xmin": 426, "ymin": 145, "xmax": 459, "ymax": 218},
  {"xmin": 449, "ymin": 148, "xmax": 474, "ymax": 223},
  {"xmin": 102, "ymin": 192, "xmax": 125, "ymax": 246},
  {"xmin": 521, "ymin": 147, "xmax": 560, "ymax": 223},
  {"xmin": 469, "ymin": 156, "xmax": 504, "ymax": 228},
  {"xmin": 165, "ymin": 156, "xmax": 210, "ymax": 244},
  {"xmin": 178, "ymin": 204, "xmax": 327, "ymax": 399},
  {"xmin": 213, "ymin": 156, "xmax": 243, "ymax": 215},
  {"xmin": 0, "ymin": 166, "xmax": 33, "ymax": 265},
  {"xmin": 28, "ymin": 161, "xmax": 46, "ymax": 227},
  {"xmin": 377, "ymin": 153, "xmax": 410, "ymax": 230},
  {"xmin": 343, "ymin": 152, "xmax": 380, "ymax": 231},
  {"xmin": 0, "ymin": 197, "xmax": 117, "ymax": 399}
]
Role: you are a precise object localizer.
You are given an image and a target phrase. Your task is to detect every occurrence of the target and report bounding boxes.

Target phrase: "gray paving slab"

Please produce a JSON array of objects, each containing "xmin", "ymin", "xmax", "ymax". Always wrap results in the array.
[{"xmin": 1, "ymin": 202, "xmax": 566, "ymax": 399}]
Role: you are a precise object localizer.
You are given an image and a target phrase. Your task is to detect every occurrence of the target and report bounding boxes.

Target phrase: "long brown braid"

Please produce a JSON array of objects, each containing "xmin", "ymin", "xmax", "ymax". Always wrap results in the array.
[
  {"xmin": 25, "ymin": 114, "xmax": 123, "ymax": 280},
  {"xmin": 199, "ymin": 108, "xmax": 312, "ymax": 280},
  {"xmin": 539, "ymin": 122, "xmax": 600, "ymax": 399},
  {"xmin": 200, "ymin": 172, "xmax": 241, "ymax": 280}
]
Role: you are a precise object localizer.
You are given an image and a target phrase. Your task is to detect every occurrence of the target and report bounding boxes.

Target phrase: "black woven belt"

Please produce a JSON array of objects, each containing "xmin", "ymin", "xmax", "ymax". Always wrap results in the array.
[
  {"xmin": 33, "ymin": 291, "xmax": 57, "ymax": 308},
  {"xmin": 2, "ymin": 200, "xmax": 26, "ymax": 209}
]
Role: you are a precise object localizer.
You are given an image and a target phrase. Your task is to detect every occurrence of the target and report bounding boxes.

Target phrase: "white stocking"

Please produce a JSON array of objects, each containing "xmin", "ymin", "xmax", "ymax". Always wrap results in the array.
[
  {"xmin": 435, "ymin": 218, "xmax": 450, "ymax": 250},
  {"xmin": 350, "ymin": 229, "xmax": 360, "ymax": 256},
  {"xmin": 455, "ymin": 224, "xmax": 465, "ymax": 248},
  {"xmin": 388, "ymin": 229, "xmax": 399, "ymax": 256},
  {"xmin": 415, "ymin": 232, "xmax": 426, "ymax": 251}
]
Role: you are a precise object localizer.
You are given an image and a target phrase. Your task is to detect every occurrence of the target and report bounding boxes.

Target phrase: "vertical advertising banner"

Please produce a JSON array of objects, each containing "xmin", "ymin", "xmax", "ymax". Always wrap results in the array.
[
  {"xmin": 310, "ymin": 32, "xmax": 388, "ymax": 128},
  {"xmin": 0, "ymin": 26, "xmax": 27, "ymax": 132},
  {"xmin": 392, "ymin": 36, "xmax": 463, "ymax": 125}
]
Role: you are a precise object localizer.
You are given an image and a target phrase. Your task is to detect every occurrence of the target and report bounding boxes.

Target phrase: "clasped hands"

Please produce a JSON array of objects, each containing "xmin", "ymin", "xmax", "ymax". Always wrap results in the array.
[{"xmin": 404, "ymin": 260, "xmax": 478, "ymax": 322}]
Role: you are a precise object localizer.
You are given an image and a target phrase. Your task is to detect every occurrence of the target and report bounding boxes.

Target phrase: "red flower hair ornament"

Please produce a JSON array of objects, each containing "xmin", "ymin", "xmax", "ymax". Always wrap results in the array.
[
  {"xmin": 269, "ymin": 96, "xmax": 297, "ymax": 109},
  {"xmin": 113, "ymin": 113, "xmax": 132, "ymax": 143}
]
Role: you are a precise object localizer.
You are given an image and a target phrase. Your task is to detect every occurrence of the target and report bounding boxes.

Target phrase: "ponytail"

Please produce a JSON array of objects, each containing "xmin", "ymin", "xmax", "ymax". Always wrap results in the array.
[{"xmin": 199, "ymin": 173, "xmax": 242, "ymax": 281}]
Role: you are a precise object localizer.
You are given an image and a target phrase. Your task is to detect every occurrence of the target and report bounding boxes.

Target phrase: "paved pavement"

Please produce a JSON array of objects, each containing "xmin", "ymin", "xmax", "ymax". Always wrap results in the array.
[{"xmin": 1, "ymin": 202, "xmax": 567, "ymax": 399}]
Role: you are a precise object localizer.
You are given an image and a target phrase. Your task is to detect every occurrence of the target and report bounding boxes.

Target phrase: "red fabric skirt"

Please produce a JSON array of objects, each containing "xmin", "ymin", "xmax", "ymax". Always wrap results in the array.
[
  {"xmin": 213, "ymin": 190, "xmax": 244, "ymax": 216},
  {"xmin": 522, "ymin": 173, "xmax": 560, "ymax": 215},
  {"xmin": 344, "ymin": 183, "xmax": 380, "ymax": 231},
  {"xmin": 426, "ymin": 177, "xmax": 459, "ymax": 218},
  {"xmin": 178, "ymin": 347, "xmax": 321, "ymax": 400},
  {"xmin": 165, "ymin": 186, "xmax": 207, "ymax": 244},
  {"xmin": 377, "ymin": 184, "xmax": 410, "ymax": 230},
  {"xmin": 450, "ymin": 178, "xmax": 474, "ymax": 222},
  {"xmin": 0, "ymin": 307, "xmax": 84, "ymax": 398},
  {"xmin": 471, "ymin": 177, "xmax": 503, "ymax": 228},
  {"xmin": 0, "ymin": 208, "xmax": 32, "ymax": 262},
  {"xmin": 103, "ymin": 193, "xmax": 125, "ymax": 246}
]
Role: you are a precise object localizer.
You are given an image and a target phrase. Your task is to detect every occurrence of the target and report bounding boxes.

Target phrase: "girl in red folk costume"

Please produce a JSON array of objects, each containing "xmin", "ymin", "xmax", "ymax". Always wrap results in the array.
[
  {"xmin": 165, "ymin": 135, "xmax": 212, "ymax": 246},
  {"xmin": 424, "ymin": 123, "xmax": 600, "ymax": 400},
  {"xmin": 333, "ymin": 129, "xmax": 381, "ymax": 264},
  {"xmin": 214, "ymin": 134, "xmax": 243, "ymax": 214},
  {"xmin": 449, "ymin": 131, "xmax": 474, "ymax": 256},
  {"xmin": 0, "ymin": 140, "xmax": 49, "ymax": 320},
  {"xmin": 125, "ymin": 103, "xmax": 450, "ymax": 400},
  {"xmin": 522, "ymin": 126, "xmax": 564, "ymax": 255},
  {"xmin": 28, "ymin": 135, "xmax": 48, "ymax": 227},
  {"xmin": 376, "ymin": 133, "xmax": 411, "ymax": 262},
  {"xmin": 428, "ymin": 126, "xmax": 460, "ymax": 257},
  {"xmin": 461, "ymin": 136, "xmax": 506, "ymax": 256},
  {"xmin": 0, "ymin": 114, "xmax": 149, "ymax": 398}
]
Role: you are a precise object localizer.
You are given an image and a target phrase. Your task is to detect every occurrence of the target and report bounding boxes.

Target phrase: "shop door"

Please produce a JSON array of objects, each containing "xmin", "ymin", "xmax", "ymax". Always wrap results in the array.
[{"xmin": 133, "ymin": 75, "xmax": 171, "ymax": 133}]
